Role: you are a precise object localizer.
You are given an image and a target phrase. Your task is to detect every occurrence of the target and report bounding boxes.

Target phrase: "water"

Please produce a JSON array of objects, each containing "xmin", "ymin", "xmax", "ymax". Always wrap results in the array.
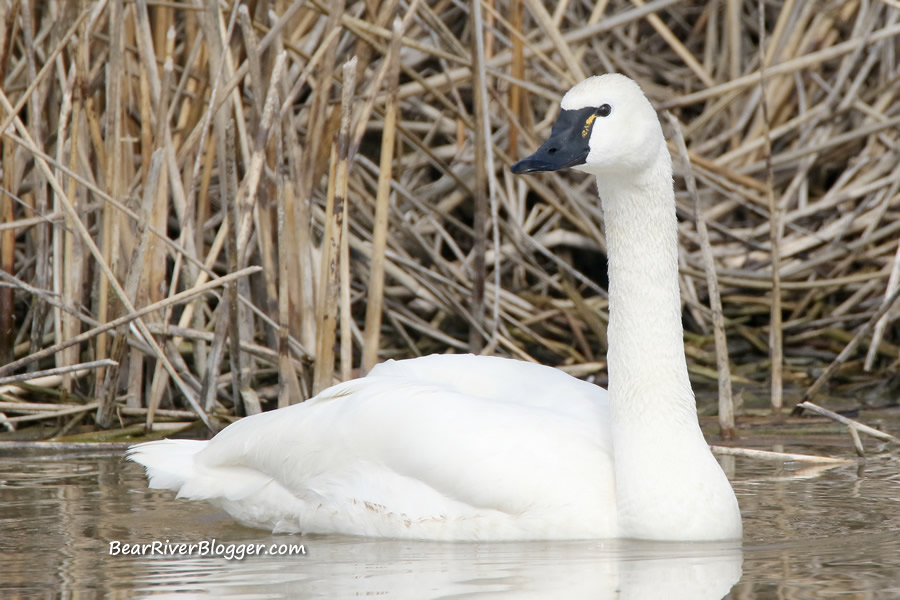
[{"xmin": 1, "ymin": 443, "xmax": 898, "ymax": 599}]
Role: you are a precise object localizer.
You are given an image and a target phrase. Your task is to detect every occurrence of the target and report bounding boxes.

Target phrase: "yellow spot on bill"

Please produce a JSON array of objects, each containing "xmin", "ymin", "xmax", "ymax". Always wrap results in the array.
[{"xmin": 582, "ymin": 114, "xmax": 597, "ymax": 138}]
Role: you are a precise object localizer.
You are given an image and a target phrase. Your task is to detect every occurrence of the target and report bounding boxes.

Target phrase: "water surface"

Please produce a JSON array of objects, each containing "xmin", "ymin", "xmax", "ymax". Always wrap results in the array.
[{"xmin": 1, "ymin": 441, "xmax": 898, "ymax": 598}]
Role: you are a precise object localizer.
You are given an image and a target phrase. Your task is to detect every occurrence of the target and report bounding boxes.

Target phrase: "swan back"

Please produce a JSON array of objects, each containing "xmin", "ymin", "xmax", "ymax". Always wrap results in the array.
[{"xmin": 368, "ymin": 354, "xmax": 607, "ymax": 415}]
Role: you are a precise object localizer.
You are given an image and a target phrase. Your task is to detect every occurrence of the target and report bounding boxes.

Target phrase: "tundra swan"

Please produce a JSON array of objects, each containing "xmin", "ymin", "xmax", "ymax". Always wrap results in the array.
[{"xmin": 129, "ymin": 74, "xmax": 742, "ymax": 541}]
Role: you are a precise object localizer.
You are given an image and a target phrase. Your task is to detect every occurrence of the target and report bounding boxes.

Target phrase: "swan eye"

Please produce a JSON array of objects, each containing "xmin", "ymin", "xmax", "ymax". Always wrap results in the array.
[{"xmin": 596, "ymin": 104, "xmax": 612, "ymax": 117}]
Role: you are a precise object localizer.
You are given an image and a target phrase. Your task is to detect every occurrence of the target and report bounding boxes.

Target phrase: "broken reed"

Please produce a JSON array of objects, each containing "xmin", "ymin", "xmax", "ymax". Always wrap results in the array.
[{"xmin": 0, "ymin": 0, "xmax": 898, "ymax": 437}]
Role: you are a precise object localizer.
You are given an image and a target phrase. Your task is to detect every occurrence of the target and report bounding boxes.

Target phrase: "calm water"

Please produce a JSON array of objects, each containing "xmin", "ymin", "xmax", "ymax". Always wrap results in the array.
[{"xmin": 1, "ymin": 441, "xmax": 899, "ymax": 599}]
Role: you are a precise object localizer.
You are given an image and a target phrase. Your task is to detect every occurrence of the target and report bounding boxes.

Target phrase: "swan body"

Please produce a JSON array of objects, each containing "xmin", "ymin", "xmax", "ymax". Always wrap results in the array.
[{"xmin": 130, "ymin": 74, "xmax": 742, "ymax": 541}]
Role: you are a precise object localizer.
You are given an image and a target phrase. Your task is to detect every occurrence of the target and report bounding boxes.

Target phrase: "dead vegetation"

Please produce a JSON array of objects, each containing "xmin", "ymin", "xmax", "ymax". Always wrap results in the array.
[{"xmin": 0, "ymin": 0, "xmax": 898, "ymax": 440}]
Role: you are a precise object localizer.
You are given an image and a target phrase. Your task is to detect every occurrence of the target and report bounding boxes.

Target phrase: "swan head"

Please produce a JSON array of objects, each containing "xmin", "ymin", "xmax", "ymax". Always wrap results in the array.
[{"xmin": 511, "ymin": 74, "xmax": 665, "ymax": 178}]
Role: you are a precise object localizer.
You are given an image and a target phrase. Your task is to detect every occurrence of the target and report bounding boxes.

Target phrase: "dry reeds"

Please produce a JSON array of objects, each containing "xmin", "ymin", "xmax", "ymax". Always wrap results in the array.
[{"xmin": 0, "ymin": 0, "xmax": 898, "ymax": 439}]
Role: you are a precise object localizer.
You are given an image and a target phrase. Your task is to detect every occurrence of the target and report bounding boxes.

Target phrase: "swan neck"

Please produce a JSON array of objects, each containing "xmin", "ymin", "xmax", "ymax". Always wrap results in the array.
[
  {"xmin": 598, "ymin": 151, "xmax": 692, "ymax": 416},
  {"xmin": 595, "ymin": 148, "xmax": 742, "ymax": 541}
]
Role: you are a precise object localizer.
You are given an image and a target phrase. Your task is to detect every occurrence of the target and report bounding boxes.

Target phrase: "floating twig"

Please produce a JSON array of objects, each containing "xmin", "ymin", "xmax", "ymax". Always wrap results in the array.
[
  {"xmin": 794, "ymin": 401, "xmax": 900, "ymax": 446},
  {"xmin": 710, "ymin": 445, "xmax": 856, "ymax": 464}
]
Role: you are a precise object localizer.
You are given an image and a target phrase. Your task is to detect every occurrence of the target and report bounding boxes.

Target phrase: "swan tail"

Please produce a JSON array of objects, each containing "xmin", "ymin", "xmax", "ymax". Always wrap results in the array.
[
  {"xmin": 127, "ymin": 439, "xmax": 208, "ymax": 493},
  {"xmin": 128, "ymin": 439, "xmax": 274, "ymax": 502}
]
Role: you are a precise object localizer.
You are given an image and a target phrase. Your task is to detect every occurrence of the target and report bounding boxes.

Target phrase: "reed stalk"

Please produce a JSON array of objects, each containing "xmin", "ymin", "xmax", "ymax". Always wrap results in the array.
[
  {"xmin": 757, "ymin": 1, "xmax": 783, "ymax": 416},
  {"xmin": 668, "ymin": 114, "xmax": 735, "ymax": 440},
  {"xmin": 362, "ymin": 21, "xmax": 402, "ymax": 373}
]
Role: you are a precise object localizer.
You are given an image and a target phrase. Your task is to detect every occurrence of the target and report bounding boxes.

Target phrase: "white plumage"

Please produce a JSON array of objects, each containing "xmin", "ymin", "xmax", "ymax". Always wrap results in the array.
[
  {"xmin": 130, "ymin": 74, "xmax": 742, "ymax": 541},
  {"xmin": 131, "ymin": 356, "xmax": 615, "ymax": 539}
]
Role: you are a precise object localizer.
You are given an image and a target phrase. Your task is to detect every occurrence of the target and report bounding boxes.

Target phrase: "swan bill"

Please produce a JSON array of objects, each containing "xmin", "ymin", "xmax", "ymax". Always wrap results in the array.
[{"xmin": 511, "ymin": 106, "xmax": 597, "ymax": 174}]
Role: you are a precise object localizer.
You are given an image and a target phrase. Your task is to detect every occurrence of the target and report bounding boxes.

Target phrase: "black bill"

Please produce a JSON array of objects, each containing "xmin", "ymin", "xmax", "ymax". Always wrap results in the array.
[{"xmin": 511, "ymin": 106, "xmax": 598, "ymax": 174}]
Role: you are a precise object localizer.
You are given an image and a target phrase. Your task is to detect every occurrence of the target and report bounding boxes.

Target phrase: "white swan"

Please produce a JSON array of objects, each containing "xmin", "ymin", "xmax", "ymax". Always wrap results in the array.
[{"xmin": 129, "ymin": 74, "xmax": 742, "ymax": 541}]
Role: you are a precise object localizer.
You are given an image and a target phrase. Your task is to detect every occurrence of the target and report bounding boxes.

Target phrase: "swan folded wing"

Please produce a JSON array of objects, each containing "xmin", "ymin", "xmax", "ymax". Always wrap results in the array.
[{"xmin": 192, "ymin": 374, "xmax": 613, "ymax": 529}]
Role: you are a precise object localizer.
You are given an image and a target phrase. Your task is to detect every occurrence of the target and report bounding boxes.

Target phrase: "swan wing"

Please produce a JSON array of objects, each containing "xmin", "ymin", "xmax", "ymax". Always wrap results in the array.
[{"xmin": 133, "ymin": 356, "xmax": 614, "ymax": 539}]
